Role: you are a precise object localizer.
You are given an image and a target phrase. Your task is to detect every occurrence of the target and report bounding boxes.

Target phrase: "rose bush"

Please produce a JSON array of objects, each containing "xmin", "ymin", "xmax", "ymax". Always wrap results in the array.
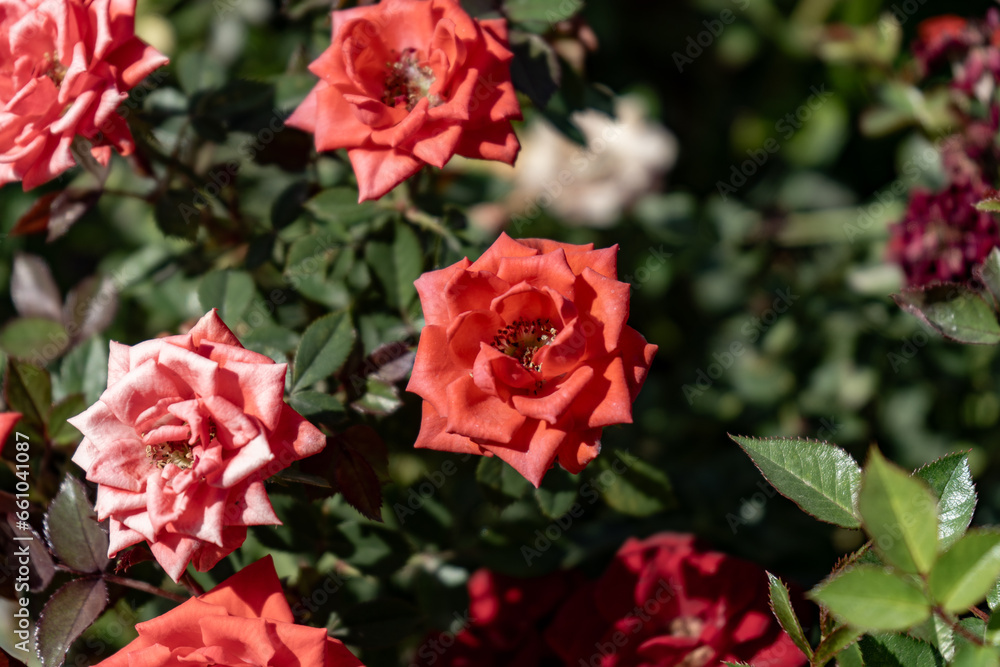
[
  {"xmin": 0, "ymin": 0, "xmax": 168, "ymax": 190},
  {"xmin": 288, "ymin": 0, "xmax": 521, "ymax": 201},
  {"xmin": 545, "ymin": 533, "xmax": 808, "ymax": 667},
  {"xmin": 406, "ymin": 233, "xmax": 657, "ymax": 486},
  {"xmin": 95, "ymin": 555, "xmax": 365, "ymax": 667},
  {"xmin": 68, "ymin": 310, "xmax": 326, "ymax": 582}
]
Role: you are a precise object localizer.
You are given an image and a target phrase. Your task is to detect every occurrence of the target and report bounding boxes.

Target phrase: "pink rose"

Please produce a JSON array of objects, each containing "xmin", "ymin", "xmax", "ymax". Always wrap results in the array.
[
  {"xmin": 0, "ymin": 0, "xmax": 168, "ymax": 190},
  {"xmin": 68, "ymin": 310, "xmax": 326, "ymax": 582}
]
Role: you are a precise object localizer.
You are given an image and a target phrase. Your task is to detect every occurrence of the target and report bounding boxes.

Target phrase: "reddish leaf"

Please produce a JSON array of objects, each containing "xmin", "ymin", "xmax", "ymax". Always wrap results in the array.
[
  {"xmin": 43, "ymin": 476, "xmax": 109, "ymax": 573},
  {"xmin": 338, "ymin": 425, "xmax": 390, "ymax": 482},
  {"xmin": 1, "ymin": 511, "xmax": 55, "ymax": 593},
  {"xmin": 334, "ymin": 445, "xmax": 384, "ymax": 522},
  {"xmin": 35, "ymin": 578, "xmax": 108, "ymax": 667},
  {"xmin": 9, "ymin": 190, "xmax": 100, "ymax": 240},
  {"xmin": 114, "ymin": 545, "xmax": 155, "ymax": 574}
]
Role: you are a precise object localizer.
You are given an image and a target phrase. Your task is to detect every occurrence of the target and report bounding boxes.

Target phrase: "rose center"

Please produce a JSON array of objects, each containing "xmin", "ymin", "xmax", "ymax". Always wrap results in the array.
[
  {"xmin": 382, "ymin": 48, "xmax": 441, "ymax": 110},
  {"xmin": 144, "ymin": 422, "xmax": 215, "ymax": 470},
  {"xmin": 667, "ymin": 617, "xmax": 712, "ymax": 667},
  {"xmin": 41, "ymin": 52, "xmax": 66, "ymax": 87},
  {"xmin": 146, "ymin": 441, "xmax": 195, "ymax": 469},
  {"xmin": 490, "ymin": 318, "xmax": 558, "ymax": 372}
]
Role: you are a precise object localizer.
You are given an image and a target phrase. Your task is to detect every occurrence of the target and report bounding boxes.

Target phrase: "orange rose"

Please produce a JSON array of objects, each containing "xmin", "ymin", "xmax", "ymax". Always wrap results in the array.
[
  {"xmin": 0, "ymin": 413, "xmax": 22, "ymax": 454},
  {"xmin": 287, "ymin": 0, "xmax": 521, "ymax": 202},
  {"xmin": 406, "ymin": 234, "xmax": 657, "ymax": 486},
  {"xmin": 0, "ymin": 0, "xmax": 168, "ymax": 189},
  {"xmin": 96, "ymin": 556, "xmax": 365, "ymax": 667}
]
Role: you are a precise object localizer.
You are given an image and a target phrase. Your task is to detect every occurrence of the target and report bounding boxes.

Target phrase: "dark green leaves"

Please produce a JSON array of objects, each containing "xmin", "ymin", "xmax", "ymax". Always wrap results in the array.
[
  {"xmin": 477, "ymin": 456, "xmax": 532, "ymax": 506},
  {"xmin": 36, "ymin": 578, "xmax": 108, "ymax": 667},
  {"xmin": 43, "ymin": 476, "xmax": 109, "ymax": 573},
  {"xmin": 591, "ymin": 449, "xmax": 675, "ymax": 517},
  {"xmin": 292, "ymin": 312, "xmax": 356, "ymax": 391},
  {"xmin": 858, "ymin": 448, "xmax": 938, "ymax": 574},
  {"xmin": 198, "ymin": 270, "xmax": 256, "ymax": 328},
  {"xmin": 810, "ymin": 565, "xmax": 931, "ymax": 631},
  {"xmin": 893, "ymin": 285, "xmax": 1000, "ymax": 345},
  {"xmin": 730, "ymin": 435, "xmax": 861, "ymax": 528},
  {"xmin": 306, "ymin": 187, "xmax": 379, "ymax": 225}
]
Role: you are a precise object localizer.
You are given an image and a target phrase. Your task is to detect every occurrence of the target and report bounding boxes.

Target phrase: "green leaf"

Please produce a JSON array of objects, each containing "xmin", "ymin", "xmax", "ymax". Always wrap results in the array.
[
  {"xmin": 858, "ymin": 633, "xmax": 945, "ymax": 667},
  {"xmin": 292, "ymin": 312, "xmax": 356, "ymax": 391},
  {"xmin": 335, "ymin": 598, "xmax": 423, "ymax": 649},
  {"xmin": 43, "ymin": 476, "xmax": 110, "ymax": 573},
  {"xmin": 810, "ymin": 565, "xmax": 931, "ymax": 631},
  {"xmin": 351, "ymin": 378, "xmax": 403, "ymax": 417},
  {"xmin": 859, "ymin": 448, "xmax": 939, "ymax": 574},
  {"xmin": 975, "ymin": 248, "xmax": 1000, "ymax": 305},
  {"xmin": 730, "ymin": 435, "xmax": 861, "ymax": 528},
  {"xmin": 535, "ymin": 467, "xmax": 580, "ymax": 519},
  {"xmin": 47, "ymin": 394, "xmax": 86, "ymax": 446},
  {"xmin": 928, "ymin": 530, "xmax": 1000, "ymax": 613},
  {"xmin": 986, "ymin": 609, "xmax": 1000, "ymax": 643},
  {"xmin": 592, "ymin": 448, "xmax": 675, "ymax": 517},
  {"xmin": 893, "ymin": 285, "xmax": 1000, "ymax": 345},
  {"xmin": 813, "ymin": 625, "xmax": 865, "ymax": 666},
  {"xmin": 35, "ymin": 578, "xmax": 108, "ymax": 667},
  {"xmin": 56, "ymin": 336, "xmax": 108, "ymax": 406},
  {"xmin": 990, "ymin": 576, "xmax": 1000, "ymax": 612},
  {"xmin": 976, "ymin": 196, "xmax": 1000, "ymax": 213},
  {"xmin": 0, "ymin": 317, "xmax": 68, "ymax": 361},
  {"xmin": 953, "ymin": 644, "xmax": 1000, "ymax": 667},
  {"xmin": 4, "ymin": 359, "xmax": 52, "ymax": 435},
  {"xmin": 198, "ymin": 270, "xmax": 256, "ymax": 329},
  {"xmin": 365, "ymin": 222, "xmax": 423, "ymax": 310},
  {"xmin": 509, "ymin": 31, "xmax": 561, "ymax": 109},
  {"xmin": 335, "ymin": 521, "xmax": 411, "ymax": 574},
  {"xmin": 154, "ymin": 190, "xmax": 199, "ymax": 240},
  {"xmin": 503, "ymin": 0, "xmax": 582, "ymax": 28},
  {"xmin": 836, "ymin": 642, "xmax": 865, "ymax": 667},
  {"xmin": 305, "ymin": 187, "xmax": 379, "ymax": 225},
  {"xmin": 288, "ymin": 390, "xmax": 344, "ymax": 417},
  {"xmin": 176, "ymin": 51, "xmax": 226, "ymax": 96},
  {"xmin": 767, "ymin": 572, "xmax": 812, "ymax": 660},
  {"xmin": 915, "ymin": 452, "xmax": 976, "ymax": 550},
  {"xmin": 477, "ymin": 456, "xmax": 532, "ymax": 506}
]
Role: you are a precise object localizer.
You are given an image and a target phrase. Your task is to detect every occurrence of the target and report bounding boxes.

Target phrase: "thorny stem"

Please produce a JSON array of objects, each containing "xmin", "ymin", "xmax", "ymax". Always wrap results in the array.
[{"xmin": 54, "ymin": 564, "xmax": 187, "ymax": 603}]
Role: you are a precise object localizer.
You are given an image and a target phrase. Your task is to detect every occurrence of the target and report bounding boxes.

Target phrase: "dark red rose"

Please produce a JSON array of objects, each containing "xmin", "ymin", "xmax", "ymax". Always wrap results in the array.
[{"xmin": 545, "ymin": 534, "xmax": 808, "ymax": 667}]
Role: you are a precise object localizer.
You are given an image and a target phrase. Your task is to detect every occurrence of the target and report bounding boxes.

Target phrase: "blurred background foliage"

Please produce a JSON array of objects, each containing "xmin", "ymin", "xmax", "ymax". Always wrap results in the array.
[{"xmin": 4, "ymin": 0, "xmax": 1000, "ymax": 664}]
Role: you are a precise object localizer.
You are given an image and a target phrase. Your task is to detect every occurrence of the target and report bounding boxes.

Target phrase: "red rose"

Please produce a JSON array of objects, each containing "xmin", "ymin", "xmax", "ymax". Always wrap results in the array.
[
  {"xmin": 0, "ymin": 413, "xmax": 22, "ymax": 454},
  {"xmin": 411, "ymin": 569, "xmax": 577, "ymax": 667},
  {"xmin": 405, "ymin": 233, "xmax": 657, "ymax": 486},
  {"xmin": 68, "ymin": 310, "xmax": 326, "ymax": 582},
  {"xmin": 545, "ymin": 534, "xmax": 808, "ymax": 667},
  {"xmin": 96, "ymin": 555, "xmax": 365, "ymax": 667},
  {"xmin": 0, "ymin": 0, "xmax": 168, "ymax": 190},
  {"xmin": 287, "ymin": 0, "xmax": 521, "ymax": 202}
]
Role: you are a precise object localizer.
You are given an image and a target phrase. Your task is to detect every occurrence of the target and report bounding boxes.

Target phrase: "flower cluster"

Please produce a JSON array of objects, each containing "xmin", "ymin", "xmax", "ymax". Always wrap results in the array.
[
  {"xmin": 413, "ymin": 533, "xmax": 807, "ymax": 667},
  {"xmin": 887, "ymin": 9, "xmax": 1000, "ymax": 286},
  {"xmin": 0, "ymin": 0, "xmax": 168, "ymax": 190},
  {"xmin": 95, "ymin": 556, "xmax": 365, "ymax": 667},
  {"xmin": 406, "ymin": 233, "xmax": 657, "ymax": 486},
  {"xmin": 887, "ymin": 181, "xmax": 1000, "ymax": 286},
  {"xmin": 288, "ymin": 0, "xmax": 522, "ymax": 202},
  {"xmin": 69, "ymin": 310, "xmax": 326, "ymax": 582}
]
